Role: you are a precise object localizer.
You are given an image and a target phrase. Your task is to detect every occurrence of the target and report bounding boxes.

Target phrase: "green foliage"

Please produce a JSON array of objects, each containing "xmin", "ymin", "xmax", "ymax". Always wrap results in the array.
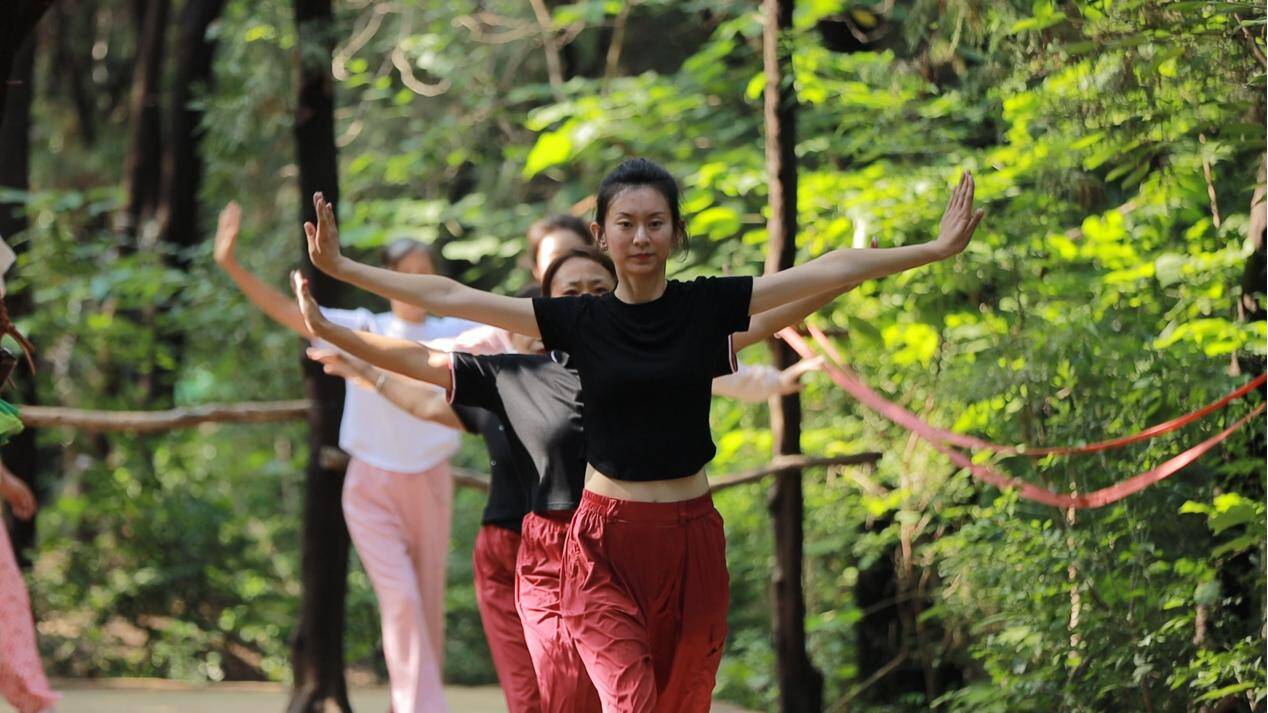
[{"xmin": 12, "ymin": 0, "xmax": 1265, "ymax": 710}]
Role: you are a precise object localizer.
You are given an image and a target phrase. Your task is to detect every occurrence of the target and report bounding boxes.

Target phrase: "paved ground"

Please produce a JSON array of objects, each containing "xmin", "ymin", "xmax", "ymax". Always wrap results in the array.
[{"xmin": 49, "ymin": 678, "xmax": 756, "ymax": 712}]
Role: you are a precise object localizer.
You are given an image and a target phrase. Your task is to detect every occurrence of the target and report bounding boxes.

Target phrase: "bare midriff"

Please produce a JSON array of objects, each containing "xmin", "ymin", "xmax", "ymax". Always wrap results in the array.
[{"xmin": 583, "ymin": 465, "xmax": 710, "ymax": 503}]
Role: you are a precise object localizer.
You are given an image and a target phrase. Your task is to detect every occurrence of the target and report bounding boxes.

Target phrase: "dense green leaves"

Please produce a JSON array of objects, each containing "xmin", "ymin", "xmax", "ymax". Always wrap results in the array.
[{"xmin": 8, "ymin": 0, "xmax": 1264, "ymax": 710}]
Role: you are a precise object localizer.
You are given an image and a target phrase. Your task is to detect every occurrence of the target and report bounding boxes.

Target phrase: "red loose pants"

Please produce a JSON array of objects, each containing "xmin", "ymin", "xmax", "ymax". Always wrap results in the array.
[
  {"xmin": 473, "ymin": 524, "xmax": 541, "ymax": 713},
  {"xmin": 517, "ymin": 511, "xmax": 602, "ymax": 713},
  {"xmin": 560, "ymin": 491, "xmax": 729, "ymax": 713}
]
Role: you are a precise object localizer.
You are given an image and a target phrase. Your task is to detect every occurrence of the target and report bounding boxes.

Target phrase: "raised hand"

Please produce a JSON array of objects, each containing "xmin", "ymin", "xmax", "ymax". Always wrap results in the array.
[
  {"xmin": 304, "ymin": 192, "xmax": 344, "ymax": 274},
  {"xmin": 214, "ymin": 202, "xmax": 241, "ymax": 267},
  {"xmin": 1, "ymin": 471, "xmax": 36, "ymax": 521},
  {"xmin": 291, "ymin": 270, "xmax": 328, "ymax": 336},
  {"xmin": 934, "ymin": 172, "xmax": 985, "ymax": 259}
]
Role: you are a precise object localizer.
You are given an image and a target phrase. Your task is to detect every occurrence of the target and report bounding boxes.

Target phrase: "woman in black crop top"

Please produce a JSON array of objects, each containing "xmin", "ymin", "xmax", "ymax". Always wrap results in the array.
[
  {"xmin": 294, "ymin": 246, "xmax": 843, "ymax": 713},
  {"xmin": 298, "ymin": 159, "xmax": 982, "ymax": 711}
]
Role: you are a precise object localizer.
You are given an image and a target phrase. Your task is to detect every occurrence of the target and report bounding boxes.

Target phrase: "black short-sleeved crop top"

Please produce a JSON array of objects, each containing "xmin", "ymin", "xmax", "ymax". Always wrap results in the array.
[
  {"xmin": 531, "ymin": 275, "xmax": 753, "ymax": 481},
  {"xmin": 449, "ymin": 351, "xmax": 586, "ymax": 512}
]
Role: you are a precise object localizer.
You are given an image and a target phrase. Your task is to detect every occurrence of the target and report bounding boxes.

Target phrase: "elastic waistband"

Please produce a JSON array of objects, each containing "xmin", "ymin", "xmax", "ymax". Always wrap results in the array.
[
  {"xmin": 523, "ymin": 510, "xmax": 575, "ymax": 531},
  {"xmin": 578, "ymin": 490, "xmax": 716, "ymax": 523}
]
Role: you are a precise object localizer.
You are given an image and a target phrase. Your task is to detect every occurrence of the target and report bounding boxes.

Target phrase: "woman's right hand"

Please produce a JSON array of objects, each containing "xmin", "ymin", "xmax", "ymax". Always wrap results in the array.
[
  {"xmin": 306, "ymin": 347, "xmax": 376, "ymax": 390},
  {"xmin": 303, "ymin": 192, "xmax": 345, "ymax": 275},
  {"xmin": 214, "ymin": 202, "xmax": 241, "ymax": 267},
  {"xmin": 291, "ymin": 271, "xmax": 329, "ymax": 336}
]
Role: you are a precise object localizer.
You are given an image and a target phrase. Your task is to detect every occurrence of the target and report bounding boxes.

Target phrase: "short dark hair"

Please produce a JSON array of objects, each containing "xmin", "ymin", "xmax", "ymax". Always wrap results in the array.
[
  {"xmin": 526, "ymin": 214, "xmax": 593, "ymax": 266},
  {"xmin": 541, "ymin": 247, "xmax": 617, "ymax": 297},
  {"xmin": 594, "ymin": 158, "xmax": 688, "ymax": 253},
  {"xmin": 380, "ymin": 238, "xmax": 442, "ymax": 274}
]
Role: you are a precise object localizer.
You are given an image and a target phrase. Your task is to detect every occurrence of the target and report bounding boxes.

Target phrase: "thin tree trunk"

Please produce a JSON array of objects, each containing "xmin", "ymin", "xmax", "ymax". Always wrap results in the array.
[
  {"xmin": 159, "ymin": 0, "xmax": 225, "ymax": 261},
  {"xmin": 287, "ymin": 0, "xmax": 352, "ymax": 710},
  {"xmin": 146, "ymin": 0, "xmax": 226, "ymax": 403},
  {"xmin": 0, "ymin": 36, "xmax": 39, "ymax": 570},
  {"xmin": 763, "ymin": 0, "xmax": 824, "ymax": 711},
  {"xmin": 51, "ymin": 0, "xmax": 98, "ymax": 145},
  {"xmin": 0, "ymin": 1, "xmax": 54, "ymax": 118},
  {"xmin": 119, "ymin": 0, "xmax": 169, "ymax": 244}
]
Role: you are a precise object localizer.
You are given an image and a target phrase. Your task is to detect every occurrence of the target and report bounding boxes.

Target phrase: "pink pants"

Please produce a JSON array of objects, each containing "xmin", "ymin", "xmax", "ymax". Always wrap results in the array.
[
  {"xmin": 473, "ymin": 524, "xmax": 541, "ymax": 713},
  {"xmin": 0, "ymin": 523, "xmax": 59, "ymax": 713},
  {"xmin": 516, "ymin": 512, "xmax": 601, "ymax": 713},
  {"xmin": 343, "ymin": 458, "xmax": 453, "ymax": 713}
]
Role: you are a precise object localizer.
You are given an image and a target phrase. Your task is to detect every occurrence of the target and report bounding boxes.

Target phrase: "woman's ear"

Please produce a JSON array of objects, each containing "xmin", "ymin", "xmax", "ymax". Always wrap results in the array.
[{"xmin": 590, "ymin": 220, "xmax": 606, "ymax": 249}]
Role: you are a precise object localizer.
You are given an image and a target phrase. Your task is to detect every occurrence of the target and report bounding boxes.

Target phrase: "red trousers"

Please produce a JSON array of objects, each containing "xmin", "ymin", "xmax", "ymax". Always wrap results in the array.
[
  {"xmin": 473, "ymin": 524, "xmax": 541, "ymax": 713},
  {"xmin": 561, "ymin": 491, "xmax": 729, "ymax": 713},
  {"xmin": 517, "ymin": 512, "xmax": 602, "ymax": 713}
]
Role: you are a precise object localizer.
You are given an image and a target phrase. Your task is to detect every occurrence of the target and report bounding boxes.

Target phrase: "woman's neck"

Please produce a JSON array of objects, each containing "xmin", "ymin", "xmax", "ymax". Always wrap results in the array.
[{"xmin": 613, "ymin": 271, "xmax": 668, "ymax": 304}]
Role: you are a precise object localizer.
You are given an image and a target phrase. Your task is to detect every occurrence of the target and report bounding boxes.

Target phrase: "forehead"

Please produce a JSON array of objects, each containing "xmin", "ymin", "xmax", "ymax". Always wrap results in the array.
[
  {"xmin": 394, "ymin": 249, "xmax": 435, "ymax": 273},
  {"xmin": 539, "ymin": 230, "xmax": 589, "ymax": 249},
  {"xmin": 608, "ymin": 186, "xmax": 670, "ymax": 216},
  {"xmin": 554, "ymin": 257, "xmax": 612, "ymax": 283}
]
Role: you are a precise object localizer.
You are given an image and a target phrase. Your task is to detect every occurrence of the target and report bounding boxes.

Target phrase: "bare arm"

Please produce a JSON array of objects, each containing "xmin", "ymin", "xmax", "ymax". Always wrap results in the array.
[
  {"xmin": 749, "ymin": 172, "xmax": 984, "ymax": 314},
  {"xmin": 304, "ymin": 193, "xmax": 540, "ymax": 337},
  {"xmin": 293, "ymin": 272, "xmax": 453, "ymax": 389},
  {"xmin": 214, "ymin": 202, "xmax": 313, "ymax": 337},
  {"xmin": 306, "ymin": 348, "xmax": 462, "ymax": 430},
  {"xmin": 733, "ymin": 286, "xmax": 854, "ymax": 352}
]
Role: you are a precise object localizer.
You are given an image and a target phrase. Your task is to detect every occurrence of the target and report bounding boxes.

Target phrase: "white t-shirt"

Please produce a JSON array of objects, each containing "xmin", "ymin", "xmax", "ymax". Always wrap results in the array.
[{"xmin": 319, "ymin": 308, "xmax": 482, "ymax": 474}]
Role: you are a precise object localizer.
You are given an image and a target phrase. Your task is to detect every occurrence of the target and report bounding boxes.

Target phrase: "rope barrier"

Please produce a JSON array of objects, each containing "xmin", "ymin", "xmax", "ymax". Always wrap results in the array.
[{"xmin": 780, "ymin": 327, "xmax": 1265, "ymax": 509}]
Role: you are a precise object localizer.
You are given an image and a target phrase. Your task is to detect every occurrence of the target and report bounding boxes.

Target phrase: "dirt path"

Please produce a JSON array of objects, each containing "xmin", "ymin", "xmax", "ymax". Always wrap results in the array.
[{"xmin": 48, "ymin": 678, "xmax": 757, "ymax": 712}]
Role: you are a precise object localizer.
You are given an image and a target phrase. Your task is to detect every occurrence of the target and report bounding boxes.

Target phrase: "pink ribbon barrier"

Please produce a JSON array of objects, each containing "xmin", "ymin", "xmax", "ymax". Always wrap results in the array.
[{"xmin": 779, "ymin": 327, "xmax": 1265, "ymax": 509}]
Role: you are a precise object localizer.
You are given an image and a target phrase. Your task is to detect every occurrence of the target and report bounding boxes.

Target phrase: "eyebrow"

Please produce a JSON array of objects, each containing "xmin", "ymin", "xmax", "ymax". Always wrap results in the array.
[{"xmin": 614, "ymin": 211, "xmax": 667, "ymax": 218}]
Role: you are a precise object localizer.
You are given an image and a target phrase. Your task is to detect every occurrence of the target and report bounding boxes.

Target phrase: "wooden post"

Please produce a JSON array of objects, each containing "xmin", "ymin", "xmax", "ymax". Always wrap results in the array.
[
  {"xmin": 763, "ymin": 0, "xmax": 825, "ymax": 711},
  {"xmin": 287, "ymin": 0, "xmax": 352, "ymax": 710}
]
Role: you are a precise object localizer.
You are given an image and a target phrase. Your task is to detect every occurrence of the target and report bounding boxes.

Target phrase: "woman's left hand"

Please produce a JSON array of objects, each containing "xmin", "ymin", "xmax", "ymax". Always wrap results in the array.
[
  {"xmin": 776, "ymin": 356, "xmax": 825, "ymax": 395},
  {"xmin": 933, "ymin": 171, "xmax": 985, "ymax": 259}
]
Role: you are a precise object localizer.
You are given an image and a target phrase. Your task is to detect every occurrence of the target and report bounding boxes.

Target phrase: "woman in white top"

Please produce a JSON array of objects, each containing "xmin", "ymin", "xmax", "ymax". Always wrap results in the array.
[{"xmin": 214, "ymin": 203, "xmax": 473, "ymax": 713}]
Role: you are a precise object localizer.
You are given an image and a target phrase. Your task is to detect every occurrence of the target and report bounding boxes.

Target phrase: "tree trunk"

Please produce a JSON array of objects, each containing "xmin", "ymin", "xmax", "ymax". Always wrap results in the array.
[
  {"xmin": 50, "ymin": 0, "xmax": 98, "ymax": 146},
  {"xmin": 119, "ymin": 0, "xmax": 169, "ymax": 244},
  {"xmin": 763, "ymin": 1, "xmax": 824, "ymax": 711},
  {"xmin": 287, "ymin": 1, "xmax": 352, "ymax": 711},
  {"xmin": 0, "ymin": 1, "xmax": 53, "ymax": 118},
  {"xmin": 0, "ymin": 36, "xmax": 39, "ymax": 571},
  {"xmin": 144, "ymin": 0, "xmax": 226, "ymax": 403}
]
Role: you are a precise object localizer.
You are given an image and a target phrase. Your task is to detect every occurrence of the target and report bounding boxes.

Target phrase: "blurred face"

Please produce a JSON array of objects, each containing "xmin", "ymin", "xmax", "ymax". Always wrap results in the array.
[
  {"xmin": 592, "ymin": 186, "xmax": 675, "ymax": 280},
  {"xmin": 548, "ymin": 256, "xmax": 616, "ymax": 298},
  {"xmin": 534, "ymin": 230, "xmax": 591, "ymax": 280},
  {"xmin": 389, "ymin": 249, "xmax": 434, "ymax": 322}
]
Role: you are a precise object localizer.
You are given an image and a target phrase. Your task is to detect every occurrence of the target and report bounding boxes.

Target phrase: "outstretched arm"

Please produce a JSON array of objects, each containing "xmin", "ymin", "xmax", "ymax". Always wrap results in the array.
[
  {"xmin": 306, "ymin": 348, "xmax": 462, "ymax": 430},
  {"xmin": 711, "ymin": 357, "xmax": 824, "ymax": 402},
  {"xmin": 304, "ymin": 193, "xmax": 540, "ymax": 337},
  {"xmin": 733, "ymin": 284, "xmax": 858, "ymax": 352},
  {"xmin": 749, "ymin": 172, "xmax": 983, "ymax": 315},
  {"xmin": 214, "ymin": 202, "xmax": 313, "ymax": 337},
  {"xmin": 293, "ymin": 272, "xmax": 453, "ymax": 389}
]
